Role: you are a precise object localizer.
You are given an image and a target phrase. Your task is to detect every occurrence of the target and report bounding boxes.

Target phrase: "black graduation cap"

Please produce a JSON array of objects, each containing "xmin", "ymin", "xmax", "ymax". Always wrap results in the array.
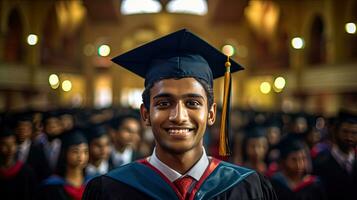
[
  {"xmin": 277, "ymin": 134, "xmax": 306, "ymax": 159},
  {"xmin": 86, "ymin": 124, "xmax": 108, "ymax": 143},
  {"xmin": 112, "ymin": 29, "xmax": 244, "ymax": 156},
  {"xmin": 61, "ymin": 129, "xmax": 88, "ymax": 149},
  {"xmin": 337, "ymin": 110, "xmax": 357, "ymax": 124},
  {"xmin": 112, "ymin": 29, "xmax": 243, "ymax": 88},
  {"xmin": 0, "ymin": 126, "xmax": 15, "ymax": 138}
]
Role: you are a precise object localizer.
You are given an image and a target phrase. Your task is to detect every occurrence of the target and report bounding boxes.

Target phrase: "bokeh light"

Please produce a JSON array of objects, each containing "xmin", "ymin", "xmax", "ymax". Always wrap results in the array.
[
  {"xmin": 291, "ymin": 37, "xmax": 304, "ymax": 49},
  {"xmin": 49, "ymin": 74, "xmax": 60, "ymax": 89},
  {"xmin": 274, "ymin": 77, "xmax": 286, "ymax": 90},
  {"xmin": 62, "ymin": 80, "xmax": 72, "ymax": 92},
  {"xmin": 260, "ymin": 82, "xmax": 271, "ymax": 94},
  {"xmin": 27, "ymin": 34, "xmax": 38, "ymax": 45},
  {"xmin": 345, "ymin": 22, "xmax": 356, "ymax": 34},
  {"xmin": 98, "ymin": 44, "xmax": 111, "ymax": 57},
  {"xmin": 222, "ymin": 45, "xmax": 235, "ymax": 57}
]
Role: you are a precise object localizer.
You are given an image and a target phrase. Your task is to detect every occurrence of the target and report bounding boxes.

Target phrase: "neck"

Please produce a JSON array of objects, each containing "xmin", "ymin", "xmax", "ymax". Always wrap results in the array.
[
  {"xmin": 65, "ymin": 167, "xmax": 84, "ymax": 187},
  {"xmin": 115, "ymin": 145, "xmax": 128, "ymax": 153},
  {"xmin": 245, "ymin": 160, "xmax": 266, "ymax": 172},
  {"xmin": 89, "ymin": 159, "xmax": 103, "ymax": 167},
  {"xmin": 282, "ymin": 169, "xmax": 303, "ymax": 184},
  {"xmin": 156, "ymin": 145, "xmax": 203, "ymax": 174}
]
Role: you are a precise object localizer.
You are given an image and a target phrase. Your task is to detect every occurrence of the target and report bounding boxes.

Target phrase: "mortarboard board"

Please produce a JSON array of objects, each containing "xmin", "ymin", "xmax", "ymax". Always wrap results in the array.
[
  {"xmin": 337, "ymin": 110, "xmax": 357, "ymax": 124},
  {"xmin": 112, "ymin": 29, "xmax": 244, "ymax": 156},
  {"xmin": 61, "ymin": 129, "xmax": 88, "ymax": 149},
  {"xmin": 86, "ymin": 124, "xmax": 108, "ymax": 143},
  {"xmin": 277, "ymin": 134, "xmax": 306, "ymax": 159},
  {"xmin": 0, "ymin": 126, "xmax": 15, "ymax": 138},
  {"xmin": 112, "ymin": 28, "xmax": 243, "ymax": 88}
]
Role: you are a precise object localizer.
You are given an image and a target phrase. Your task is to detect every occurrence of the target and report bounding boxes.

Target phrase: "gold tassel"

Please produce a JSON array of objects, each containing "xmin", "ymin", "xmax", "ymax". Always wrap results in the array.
[{"xmin": 219, "ymin": 56, "xmax": 232, "ymax": 156}]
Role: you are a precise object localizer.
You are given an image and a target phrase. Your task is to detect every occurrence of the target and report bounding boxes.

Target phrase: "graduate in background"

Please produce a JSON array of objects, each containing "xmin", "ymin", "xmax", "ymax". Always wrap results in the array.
[
  {"xmin": 85, "ymin": 124, "xmax": 112, "ymax": 179},
  {"xmin": 270, "ymin": 135, "xmax": 326, "ymax": 200},
  {"xmin": 38, "ymin": 129, "xmax": 89, "ymax": 200},
  {"xmin": 83, "ymin": 29, "xmax": 277, "ymax": 200},
  {"xmin": 313, "ymin": 111, "xmax": 357, "ymax": 200},
  {"xmin": 240, "ymin": 126, "xmax": 269, "ymax": 174},
  {"xmin": 0, "ymin": 126, "xmax": 37, "ymax": 200},
  {"xmin": 108, "ymin": 113, "xmax": 143, "ymax": 168}
]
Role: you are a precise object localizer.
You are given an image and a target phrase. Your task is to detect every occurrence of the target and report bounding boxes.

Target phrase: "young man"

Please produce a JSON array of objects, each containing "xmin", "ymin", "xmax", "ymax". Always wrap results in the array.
[
  {"xmin": 0, "ymin": 126, "xmax": 37, "ymax": 200},
  {"xmin": 270, "ymin": 135, "xmax": 326, "ymax": 200},
  {"xmin": 85, "ymin": 124, "xmax": 112, "ymax": 179},
  {"xmin": 83, "ymin": 29, "xmax": 277, "ymax": 200},
  {"xmin": 108, "ymin": 113, "xmax": 143, "ymax": 168},
  {"xmin": 313, "ymin": 111, "xmax": 357, "ymax": 200}
]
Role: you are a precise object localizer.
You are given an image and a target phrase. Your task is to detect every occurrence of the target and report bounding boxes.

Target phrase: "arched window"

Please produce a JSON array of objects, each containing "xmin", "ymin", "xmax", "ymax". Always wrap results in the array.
[
  {"xmin": 3, "ymin": 8, "xmax": 25, "ymax": 63},
  {"xmin": 41, "ymin": 5, "xmax": 81, "ymax": 67},
  {"xmin": 41, "ymin": 6, "xmax": 60, "ymax": 65},
  {"xmin": 307, "ymin": 15, "xmax": 326, "ymax": 65}
]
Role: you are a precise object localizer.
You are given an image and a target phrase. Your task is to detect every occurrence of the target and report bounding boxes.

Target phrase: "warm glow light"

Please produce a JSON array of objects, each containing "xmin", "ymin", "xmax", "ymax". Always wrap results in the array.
[
  {"xmin": 345, "ymin": 22, "xmax": 356, "ymax": 34},
  {"xmin": 98, "ymin": 45, "xmax": 111, "ymax": 57},
  {"xmin": 49, "ymin": 74, "xmax": 59, "ymax": 88},
  {"xmin": 83, "ymin": 44, "xmax": 95, "ymax": 56},
  {"xmin": 260, "ymin": 82, "xmax": 271, "ymax": 94},
  {"xmin": 167, "ymin": 0, "xmax": 207, "ymax": 15},
  {"xmin": 291, "ymin": 37, "xmax": 304, "ymax": 49},
  {"xmin": 62, "ymin": 80, "xmax": 72, "ymax": 92},
  {"xmin": 121, "ymin": 0, "xmax": 162, "ymax": 15},
  {"xmin": 222, "ymin": 45, "xmax": 235, "ymax": 57},
  {"xmin": 27, "ymin": 34, "xmax": 38, "ymax": 45},
  {"xmin": 274, "ymin": 77, "xmax": 286, "ymax": 89}
]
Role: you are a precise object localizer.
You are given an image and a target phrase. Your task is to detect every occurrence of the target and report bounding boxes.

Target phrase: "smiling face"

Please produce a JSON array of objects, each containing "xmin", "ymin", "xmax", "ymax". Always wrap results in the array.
[{"xmin": 141, "ymin": 78, "xmax": 216, "ymax": 155}]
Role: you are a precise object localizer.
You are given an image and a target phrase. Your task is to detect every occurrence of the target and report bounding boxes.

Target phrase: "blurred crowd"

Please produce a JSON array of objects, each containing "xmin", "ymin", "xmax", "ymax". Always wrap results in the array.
[{"xmin": 0, "ymin": 107, "xmax": 356, "ymax": 200}]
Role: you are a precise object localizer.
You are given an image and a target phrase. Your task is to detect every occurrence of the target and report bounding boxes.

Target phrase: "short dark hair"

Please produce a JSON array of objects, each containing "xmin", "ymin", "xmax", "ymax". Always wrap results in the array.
[{"xmin": 142, "ymin": 77, "xmax": 214, "ymax": 110}]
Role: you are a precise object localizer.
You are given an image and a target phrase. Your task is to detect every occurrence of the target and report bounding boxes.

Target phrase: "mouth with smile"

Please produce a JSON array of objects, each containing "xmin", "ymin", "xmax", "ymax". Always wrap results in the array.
[{"xmin": 164, "ymin": 127, "xmax": 195, "ymax": 139}]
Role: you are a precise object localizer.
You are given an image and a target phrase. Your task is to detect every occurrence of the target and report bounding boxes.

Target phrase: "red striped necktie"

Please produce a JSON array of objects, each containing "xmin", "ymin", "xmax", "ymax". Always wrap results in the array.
[{"xmin": 174, "ymin": 176, "xmax": 195, "ymax": 199}]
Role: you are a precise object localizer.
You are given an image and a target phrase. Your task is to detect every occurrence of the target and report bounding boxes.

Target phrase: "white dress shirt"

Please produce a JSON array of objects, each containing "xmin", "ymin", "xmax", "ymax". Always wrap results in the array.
[
  {"xmin": 86, "ymin": 160, "xmax": 110, "ymax": 176},
  {"xmin": 17, "ymin": 139, "xmax": 31, "ymax": 162},
  {"xmin": 111, "ymin": 147, "xmax": 133, "ymax": 167},
  {"xmin": 148, "ymin": 147, "xmax": 209, "ymax": 182}
]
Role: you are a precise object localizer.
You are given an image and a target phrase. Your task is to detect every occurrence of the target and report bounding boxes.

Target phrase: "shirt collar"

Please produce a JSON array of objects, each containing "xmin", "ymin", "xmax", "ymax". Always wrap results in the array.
[
  {"xmin": 112, "ymin": 147, "xmax": 133, "ymax": 166},
  {"xmin": 86, "ymin": 160, "xmax": 109, "ymax": 175},
  {"xmin": 148, "ymin": 147, "xmax": 209, "ymax": 182},
  {"xmin": 331, "ymin": 145, "xmax": 355, "ymax": 165}
]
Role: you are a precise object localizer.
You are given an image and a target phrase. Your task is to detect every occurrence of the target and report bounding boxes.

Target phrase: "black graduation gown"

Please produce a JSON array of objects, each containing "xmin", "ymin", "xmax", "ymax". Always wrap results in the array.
[
  {"xmin": 313, "ymin": 151, "xmax": 357, "ymax": 200},
  {"xmin": 26, "ymin": 142, "xmax": 53, "ymax": 182},
  {"xmin": 38, "ymin": 175, "xmax": 86, "ymax": 200},
  {"xmin": 83, "ymin": 158, "xmax": 277, "ymax": 200},
  {"xmin": 270, "ymin": 172, "xmax": 327, "ymax": 200},
  {"xmin": 0, "ymin": 161, "xmax": 37, "ymax": 200}
]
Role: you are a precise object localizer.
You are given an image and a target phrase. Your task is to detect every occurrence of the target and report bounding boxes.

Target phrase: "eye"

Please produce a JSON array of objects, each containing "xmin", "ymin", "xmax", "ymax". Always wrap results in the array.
[
  {"xmin": 186, "ymin": 100, "xmax": 202, "ymax": 108},
  {"xmin": 155, "ymin": 100, "xmax": 171, "ymax": 108}
]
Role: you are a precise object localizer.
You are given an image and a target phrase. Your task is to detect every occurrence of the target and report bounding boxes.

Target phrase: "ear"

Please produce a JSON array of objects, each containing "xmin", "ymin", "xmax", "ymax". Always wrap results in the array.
[
  {"xmin": 207, "ymin": 102, "xmax": 216, "ymax": 126},
  {"xmin": 140, "ymin": 104, "xmax": 151, "ymax": 126}
]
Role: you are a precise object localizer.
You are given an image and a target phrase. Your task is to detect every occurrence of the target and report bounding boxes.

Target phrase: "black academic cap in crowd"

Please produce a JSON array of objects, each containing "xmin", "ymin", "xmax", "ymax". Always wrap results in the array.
[
  {"xmin": 42, "ymin": 110, "xmax": 61, "ymax": 123},
  {"xmin": 0, "ymin": 126, "xmax": 15, "ymax": 138},
  {"xmin": 245, "ymin": 125, "xmax": 267, "ymax": 139},
  {"xmin": 61, "ymin": 129, "xmax": 88, "ymax": 149},
  {"xmin": 111, "ymin": 28, "xmax": 243, "ymax": 88},
  {"xmin": 86, "ymin": 124, "xmax": 108, "ymax": 143},
  {"xmin": 337, "ymin": 110, "xmax": 357, "ymax": 124},
  {"xmin": 277, "ymin": 134, "xmax": 306, "ymax": 159}
]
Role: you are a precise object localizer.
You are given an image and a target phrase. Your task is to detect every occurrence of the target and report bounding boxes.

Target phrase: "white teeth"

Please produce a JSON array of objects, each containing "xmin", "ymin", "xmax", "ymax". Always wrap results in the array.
[{"xmin": 168, "ymin": 129, "xmax": 190, "ymax": 135}]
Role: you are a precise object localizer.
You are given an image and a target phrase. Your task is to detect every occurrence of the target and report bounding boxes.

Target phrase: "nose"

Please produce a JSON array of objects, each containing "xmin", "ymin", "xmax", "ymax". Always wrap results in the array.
[{"xmin": 169, "ymin": 101, "xmax": 189, "ymax": 124}]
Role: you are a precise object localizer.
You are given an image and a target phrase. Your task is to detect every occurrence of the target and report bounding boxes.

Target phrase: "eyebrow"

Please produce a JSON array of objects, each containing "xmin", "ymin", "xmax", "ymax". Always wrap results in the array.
[{"xmin": 153, "ymin": 93, "xmax": 205, "ymax": 100}]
